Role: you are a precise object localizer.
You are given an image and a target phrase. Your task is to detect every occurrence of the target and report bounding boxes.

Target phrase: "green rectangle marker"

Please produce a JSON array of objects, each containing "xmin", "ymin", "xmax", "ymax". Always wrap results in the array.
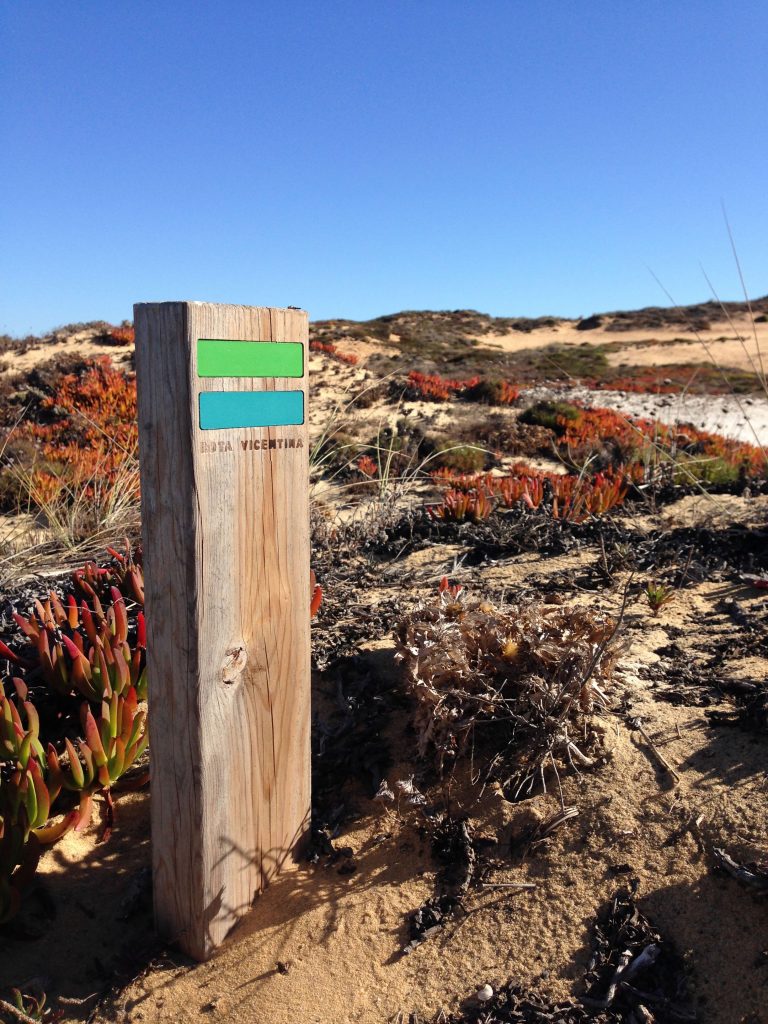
[
  {"xmin": 199, "ymin": 390, "xmax": 304, "ymax": 429},
  {"xmin": 197, "ymin": 340, "xmax": 303, "ymax": 378}
]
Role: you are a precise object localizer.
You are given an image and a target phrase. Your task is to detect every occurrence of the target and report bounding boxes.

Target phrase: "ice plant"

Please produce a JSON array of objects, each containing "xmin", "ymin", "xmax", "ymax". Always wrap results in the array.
[
  {"xmin": 428, "ymin": 487, "xmax": 495, "ymax": 522},
  {"xmin": 428, "ymin": 468, "xmax": 630, "ymax": 525},
  {"xmin": 309, "ymin": 340, "xmax": 360, "ymax": 365},
  {"xmin": 46, "ymin": 687, "xmax": 148, "ymax": 835},
  {"xmin": 0, "ymin": 548, "xmax": 156, "ymax": 918},
  {"xmin": 356, "ymin": 454, "xmax": 378, "ymax": 478},
  {"xmin": 310, "ymin": 570, "xmax": 323, "ymax": 618},
  {"xmin": 13, "ymin": 586, "xmax": 147, "ymax": 703},
  {"xmin": 106, "ymin": 324, "xmax": 135, "ymax": 345},
  {"xmin": 8, "ymin": 988, "xmax": 51, "ymax": 1023},
  {"xmin": 549, "ymin": 403, "xmax": 765, "ymax": 481},
  {"xmin": 496, "ymin": 470, "xmax": 630, "ymax": 523},
  {"xmin": 0, "ymin": 683, "xmax": 80, "ymax": 921},
  {"xmin": 73, "ymin": 540, "xmax": 144, "ymax": 606},
  {"xmin": 0, "ymin": 678, "xmax": 148, "ymax": 920},
  {"xmin": 0, "ymin": 357, "xmax": 139, "ymax": 517},
  {"xmin": 404, "ymin": 371, "xmax": 481, "ymax": 402},
  {"xmin": 429, "ymin": 468, "xmax": 485, "ymax": 490},
  {"xmin": 438, "ymin": 576, "xmax": 466, "ymax": 619},
  {"xmin": 463, "ymin": 378, "xmax": 520, "ymax": 405}
]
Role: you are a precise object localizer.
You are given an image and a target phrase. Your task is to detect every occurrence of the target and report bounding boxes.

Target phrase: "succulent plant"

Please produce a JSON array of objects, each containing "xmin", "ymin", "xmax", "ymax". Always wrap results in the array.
[
  {"xmin": 73, "ymin": 539, "xmax": 144, "ymax": 606},
  {"xmin": 13, "ymin": 585, "xmax": 146, "ymax": 703},
  {"xmin": 309, "ymin": 339, "xmax": 359, "ymax": 365},
  {"xmin": 1, "ymin": 544, "xmax": 316, "ymax": 921},
  {"xmin": 428, "ymin": 486, "xmax": 495, "ymax": 523},
  {"xmin": 46, "ymin": 686, "xmax": 148, "ymax": 832},
  {"xmin": 310, "ymin": 570, "xmax": 323, "ymax": 618},
  {"xmin": 404, "ymin": 371, "xmax": 481, "ymax": 402},
  {"xmin": 0, "ymin": 683, "xmax": 80, "ymax": 921},
  {"xmin": 645, "ymin": 581, "xmax": 675, "ymax": 614},
  {"xmin": 0, "ymin": 553, "xmax": 152, "ymax": 920}
]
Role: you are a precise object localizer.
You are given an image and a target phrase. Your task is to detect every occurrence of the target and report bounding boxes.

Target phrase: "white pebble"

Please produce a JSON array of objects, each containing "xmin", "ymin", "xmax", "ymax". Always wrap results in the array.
[{"xmin": 476, "ymin": 984, "xmax": 494, "ymax": 1002}]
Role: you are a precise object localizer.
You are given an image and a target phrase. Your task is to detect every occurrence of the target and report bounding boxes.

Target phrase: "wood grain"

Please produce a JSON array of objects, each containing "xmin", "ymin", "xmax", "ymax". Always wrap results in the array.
[{"xmin": 134, "ymin": 302, "xmax": 310, "ymax": 960}]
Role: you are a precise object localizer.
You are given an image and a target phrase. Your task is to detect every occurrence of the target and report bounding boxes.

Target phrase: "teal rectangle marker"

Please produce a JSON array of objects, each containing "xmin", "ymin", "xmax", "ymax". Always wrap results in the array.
[
  {"xmin": 197, "ymin": 340, "xmax": 303, "ymax": 377},
  {"xmin": 199, "ymin": 390, "xmax": 304, "ymax": 429}
]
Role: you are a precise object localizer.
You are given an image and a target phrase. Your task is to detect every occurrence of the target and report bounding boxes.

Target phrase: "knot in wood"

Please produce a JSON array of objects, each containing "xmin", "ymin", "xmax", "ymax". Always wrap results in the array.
[{"xmin": 222, "ymin": 645, "xmax": 248, "ymax": 684}]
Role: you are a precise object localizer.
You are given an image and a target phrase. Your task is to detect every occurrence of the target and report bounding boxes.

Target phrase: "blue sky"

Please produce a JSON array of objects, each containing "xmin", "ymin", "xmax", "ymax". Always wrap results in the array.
[{"xmin": 2, "ymin": 1, "xmax": 766, "ymax": 335}]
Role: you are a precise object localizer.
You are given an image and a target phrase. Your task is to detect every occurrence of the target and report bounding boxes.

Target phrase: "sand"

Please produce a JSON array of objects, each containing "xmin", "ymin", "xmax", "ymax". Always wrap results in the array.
[
  {"xmin": 475, "ymin": 313, "xmax": 768, "ymax": 378},
  {"xmin": 1, "ymin": 331, "xmax": 133, "ymax": 375}
]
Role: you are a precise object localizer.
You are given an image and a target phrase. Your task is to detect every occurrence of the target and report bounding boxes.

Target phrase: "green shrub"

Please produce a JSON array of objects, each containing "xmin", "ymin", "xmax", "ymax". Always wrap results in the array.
[
  {"xmin": 430, "ymin": 441, "xmax": 487, "ymax": 473},
  {"xmin": 672, "ymin": 455, "xmax": 744, "ymax": 487},
  {"xmin": 518, "ymin": 400, "xmax": 581, "ymax": 434}
]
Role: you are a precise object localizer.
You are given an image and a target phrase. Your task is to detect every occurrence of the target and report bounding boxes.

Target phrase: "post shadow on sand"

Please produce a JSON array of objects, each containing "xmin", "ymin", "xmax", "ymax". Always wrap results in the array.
[
  {"xmin": 116, "ymin": 813, "xmax": 431, "ymax": 1021},
  {"xmin": 114, "ymin": 644, "xmax": 413, "ymax": 1017},
  {"xmin": 204, "ymin": 815, "xmax": 310, "ymax": 943},
  {"xmin": 0, "ymin": 792, "xmax": 157, "ymax": 1012},
  {"xmin": 677, "ymin": 713, "xmax": 767, "ymax": 792}
]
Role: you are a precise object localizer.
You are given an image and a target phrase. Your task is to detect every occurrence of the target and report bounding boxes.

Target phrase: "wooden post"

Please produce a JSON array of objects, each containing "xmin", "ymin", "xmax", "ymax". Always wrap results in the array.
[{"xmin": 134, "ymin": 302, "xmax": 310, "ymax": 961}]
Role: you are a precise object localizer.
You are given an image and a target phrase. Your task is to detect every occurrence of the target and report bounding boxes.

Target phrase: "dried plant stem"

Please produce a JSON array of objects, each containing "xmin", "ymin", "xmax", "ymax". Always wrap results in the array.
[
  {"xmin": 522, "ymin": 805, "xmax": 579, "ymax": 859},
  {"xmin": 630, "ymin": 717, "xmax": 680, "ymax": 783},
  {"xmin": 0, "ymin": 998, "xmax": 43, "ymax": 1024},
  {"xmin": 480, "ymin": 882, "xmax": 537, "ymax": 890},
  {"xmin": 713, "ymin": 848, "xmax": 768, "ymax": 893},
  {"xmin": 549, "ymin": 751, "xmax": 565, "ymax": 812},
  {"xmin": 649, "ymin": 267, "xmax": 766, "ymax": 465},
  {"xmin": 563, "ymin": 739, "xmax": 597, "ymax": 768},
  {"xmin": 721, "ymin": 203, "xmax": 766, "ymax": 384}
]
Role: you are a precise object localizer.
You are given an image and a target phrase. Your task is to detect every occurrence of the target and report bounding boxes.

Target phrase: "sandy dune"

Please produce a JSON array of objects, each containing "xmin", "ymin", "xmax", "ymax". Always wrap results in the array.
[{"xmin": 476, "ymin": 312, "xmax": 768, "ymax": 376}]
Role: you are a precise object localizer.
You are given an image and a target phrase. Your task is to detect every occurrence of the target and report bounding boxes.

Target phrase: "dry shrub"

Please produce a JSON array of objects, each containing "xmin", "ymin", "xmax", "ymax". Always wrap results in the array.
[
  {"xmin": 462, "ymin": 377, "xmax": 520, "ymax": 405},
  {"xmin": 395, "ymin": 583, "xmax": 621, "ymax": 798},
  {"xmin": 455, "ymin": 412, "xmax": 554, "ymax": 457}
]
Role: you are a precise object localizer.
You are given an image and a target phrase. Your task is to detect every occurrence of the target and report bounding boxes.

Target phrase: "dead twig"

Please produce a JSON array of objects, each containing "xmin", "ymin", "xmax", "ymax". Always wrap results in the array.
[
  {"xmin": 519, "ymin": 805, "xmax": 579, "ymax": 860},
  {"xmin": 629, "ymin": 716, "xmax": 680, "ymax": 783},
  {"xmin": 581, "ymin": 949, "xmax": 632, "ymax": 1009},
  {"xmin": 0, "ymin": 998, "xmax": 43, "ymax": 1024},
  {"xmin": 713, "ymin": 847, "xmax": 768, "ymax": 893},
  {"xmin": 479, "ymin": 882, "xmax": 537, "ymax": 890}
]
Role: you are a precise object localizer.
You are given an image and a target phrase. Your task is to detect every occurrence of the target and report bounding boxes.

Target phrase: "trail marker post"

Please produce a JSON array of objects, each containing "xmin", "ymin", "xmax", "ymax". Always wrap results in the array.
[{"xmin": 134, "ymin": 302, "xmax": 311, "ymax": 961}]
